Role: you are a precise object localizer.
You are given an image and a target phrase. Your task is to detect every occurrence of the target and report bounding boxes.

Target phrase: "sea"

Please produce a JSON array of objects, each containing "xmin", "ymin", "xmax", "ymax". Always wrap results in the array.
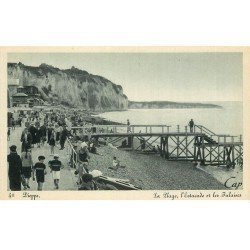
[{"xmin": 97, "ymin": 101, "xmax": 243, "ymax": 137}]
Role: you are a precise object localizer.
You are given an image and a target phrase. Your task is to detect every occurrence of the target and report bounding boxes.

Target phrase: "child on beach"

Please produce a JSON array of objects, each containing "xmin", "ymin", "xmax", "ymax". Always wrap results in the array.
[
  {"xmin": 49, "ymin": 134, "xmax": 56, "ymax": 155},
  {"xmin": 109, "ymin": 157, "xmax": 126, "ymax": 170},
  {"xmin": 33, "ymin": 156, "xmax": 46, "ymax": 191}
]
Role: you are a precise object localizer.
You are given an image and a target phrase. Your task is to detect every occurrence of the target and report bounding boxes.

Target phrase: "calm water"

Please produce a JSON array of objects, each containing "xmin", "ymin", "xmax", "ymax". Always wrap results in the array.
[{"xmin": 98, "ymin": 102, "xmax": 243, "ymax": 136}]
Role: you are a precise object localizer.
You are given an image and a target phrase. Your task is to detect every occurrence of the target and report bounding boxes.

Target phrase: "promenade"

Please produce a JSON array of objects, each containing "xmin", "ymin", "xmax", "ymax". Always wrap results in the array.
[{"xmin": 7, "ymin": 126, "xmax": 77, "ymax": 191}]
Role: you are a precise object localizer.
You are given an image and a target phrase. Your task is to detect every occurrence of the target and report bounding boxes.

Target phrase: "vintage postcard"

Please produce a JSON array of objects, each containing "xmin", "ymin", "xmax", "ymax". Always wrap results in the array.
[{"xmin": 0, "ymin": 47, "xmax": 249, "ymax": 200}]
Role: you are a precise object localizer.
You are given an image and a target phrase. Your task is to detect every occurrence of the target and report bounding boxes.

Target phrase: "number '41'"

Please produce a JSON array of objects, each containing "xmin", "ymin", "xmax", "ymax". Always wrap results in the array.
[{"xmin": 9, "ymin": 193, "xmax": 14, "ymax": 199}]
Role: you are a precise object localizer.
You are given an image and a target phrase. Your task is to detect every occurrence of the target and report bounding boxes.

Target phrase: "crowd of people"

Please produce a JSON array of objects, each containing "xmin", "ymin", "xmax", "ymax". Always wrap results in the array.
[
  {"xmin": 7, "ymin": 108, "xmax": 127, "ymax": 191},
  {"xmin": 8, "ymin": 109, "xmax": 80, "ymax": 191}
]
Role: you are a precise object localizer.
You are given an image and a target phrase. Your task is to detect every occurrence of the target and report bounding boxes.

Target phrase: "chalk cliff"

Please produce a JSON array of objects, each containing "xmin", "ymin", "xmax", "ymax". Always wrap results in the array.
[{"xmin": 8, "ymin": 63, "xmax": 128, "ymax": 111}]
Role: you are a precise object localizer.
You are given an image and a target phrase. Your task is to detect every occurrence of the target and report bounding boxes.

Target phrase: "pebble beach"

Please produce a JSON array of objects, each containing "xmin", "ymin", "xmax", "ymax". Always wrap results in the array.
[{"xmin": 87, "ymin": 144, "xmax": 226, "ymax": 190}]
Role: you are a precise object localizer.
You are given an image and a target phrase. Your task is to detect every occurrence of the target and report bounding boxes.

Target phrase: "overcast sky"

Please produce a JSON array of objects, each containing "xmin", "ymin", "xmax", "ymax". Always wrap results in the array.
[{"xmin": 8, "ymin": 52, "xmax": 242, "ymax": 102}]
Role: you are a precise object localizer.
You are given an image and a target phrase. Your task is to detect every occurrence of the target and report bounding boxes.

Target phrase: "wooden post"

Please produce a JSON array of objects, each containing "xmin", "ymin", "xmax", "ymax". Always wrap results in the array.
[
  {"xmin": 218, "ymin": 146, "xmax": 220, "ymax": 167},
  {"xmin": 177, "ymin": 136, "xmax": 179, "ymax": 158},
  {"xmin": 202, "ymin": 136, "xmax": 205, "ymax": 165},
  {"xmin": 223, "ymin": 146, "xmax": 226, "ymax": 165},
  {"xmin": 131, "ymin": 136, "xmax": 134, "ymax": 150},
  {"xmin": 194, "ymin": 140, "xmax": 197, "ymax": 161},
  {"xmin": 232, "ymin": 146, "xmax": 235, "ymax": 168},
  {"xmin": 160, "ymin": 137, "xmax": 163, "ymax": 157},
  {"xmin": 177, "ymin": 125, "xmax": 180, "ymax": 133},
  {"xmin": 146, "ymin": 126, "xmax": 148, "ymax": 133},
  {"xmin": 185, "ymin": 135, "xmax": 188, "ymax": 160},
  {"xmin": 150, "ymin": 126, "xmax": 152, "ymax": 133},
  {"xmin": 165, "ymin": 136, "xmax": 169, "ymax": 159},
  {"xmin": 162, "ymin": 137, "xmax": 166, "ymax": 158},
  {"xmin": 210, "ymin": 146, "xmax": 212, "ymax": 163}
]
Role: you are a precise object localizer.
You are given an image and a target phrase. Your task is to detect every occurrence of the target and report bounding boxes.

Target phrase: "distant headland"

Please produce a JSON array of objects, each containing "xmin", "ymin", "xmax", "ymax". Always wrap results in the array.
[{"xmin": 128, "ymin": 101, "xmax": 222, "ymax": 109}]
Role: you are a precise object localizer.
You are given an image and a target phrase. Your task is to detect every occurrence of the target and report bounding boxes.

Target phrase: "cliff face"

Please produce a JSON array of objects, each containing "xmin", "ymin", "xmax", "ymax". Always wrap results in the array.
[{"xmin": 8, "ymin": 63, "xmax": 128, "ymax": 111}]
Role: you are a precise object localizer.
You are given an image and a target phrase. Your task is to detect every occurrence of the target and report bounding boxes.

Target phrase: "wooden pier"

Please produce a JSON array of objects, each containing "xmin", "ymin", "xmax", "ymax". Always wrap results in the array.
[{"xmin": 69, "ymin": 124, "xmax": 243, "ymax": 167}]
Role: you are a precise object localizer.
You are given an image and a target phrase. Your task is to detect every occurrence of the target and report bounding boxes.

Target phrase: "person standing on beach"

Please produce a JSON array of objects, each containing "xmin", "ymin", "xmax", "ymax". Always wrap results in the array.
[
  {"xmin": 8, "ymin": 145, "xmax": 22, "ymax": 191},
  {"xmin": 33, "ymin": 156, "xmax": 46, "ymax": 191},
  {"xmin": 188, "ymin": 119, "xmax": 194, "ymax": 133},
  {"xmin": 49, "ymin": 154, "xmax": 63, "ymax": 189}
]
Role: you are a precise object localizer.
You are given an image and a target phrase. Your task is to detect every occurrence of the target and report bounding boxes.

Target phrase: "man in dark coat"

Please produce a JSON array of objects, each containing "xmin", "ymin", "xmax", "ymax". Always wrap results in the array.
[
  {"xmin": 21, "ymin": 128, "xmax": 32, "ymax": 152},
  {"xmin": 40, "ymin": 124, "xmax": 47, "ymax": 146},
  {"xmin": 47, "ymin": 124, "xmax": 54, "ymax": 143},
  {"xmin": 188, "ymin": 119, "xmax": 195, "ymax": 133},
  {"xmin": 7, "ymin": 145, "xmax": 22, "ymax": 191},
  {"xmin": 59, "ymin": 126, "xmax": 68, "ymax": 150},
  {"xmin": 29, "ymin": 123, "xmax": 37, "ymax": 146}
]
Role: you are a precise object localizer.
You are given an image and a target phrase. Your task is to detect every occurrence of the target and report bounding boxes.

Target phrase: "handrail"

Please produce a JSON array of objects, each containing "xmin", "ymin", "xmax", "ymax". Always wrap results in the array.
[
  {"xmin": 66, "ymin": 137, "xmax": 78, "ymax": 169},
  {"xmin": 71, "ymin": 124, "xmax": 171, "ymax": 128},
  {"xmin": 194, "ymin": 125, "xmax": 216, "ymax": 136},
  {"xmin": 71, "ymin": 124, "xmax": 172, "ymax": 135}
]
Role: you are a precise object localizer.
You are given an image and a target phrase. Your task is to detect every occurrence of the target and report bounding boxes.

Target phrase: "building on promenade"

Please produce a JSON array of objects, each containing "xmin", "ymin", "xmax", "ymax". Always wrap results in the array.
[{"xmin": 12, "ymin": 93, "xmax": 29, "ymax": 107}]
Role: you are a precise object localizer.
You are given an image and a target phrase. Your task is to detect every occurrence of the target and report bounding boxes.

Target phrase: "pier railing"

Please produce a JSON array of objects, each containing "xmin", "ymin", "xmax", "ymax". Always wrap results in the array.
[
  {"xmin": 70, "ymin": 124, "xmax": 242, "ymax": 143},
  {"xmin": 194, "ymin": 125, "xmax": 216, "ymax": 137},
  {"xmin": 71, "ymin": 124, "xmax": 172, "ymax": 134},
  {"xmin": 194, "ymin": 124, "xmax": 242, "ymax": 144}
]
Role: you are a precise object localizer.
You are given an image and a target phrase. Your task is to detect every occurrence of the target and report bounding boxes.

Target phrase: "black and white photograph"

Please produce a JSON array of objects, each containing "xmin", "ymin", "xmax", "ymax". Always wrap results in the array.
[
  {"xmin": 3, "ymin": 48, "xmax": 245, "ymax": 197},
  {"xmin": 1, "ymin": 3, "xmax": 250, "ymax": 250}
]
